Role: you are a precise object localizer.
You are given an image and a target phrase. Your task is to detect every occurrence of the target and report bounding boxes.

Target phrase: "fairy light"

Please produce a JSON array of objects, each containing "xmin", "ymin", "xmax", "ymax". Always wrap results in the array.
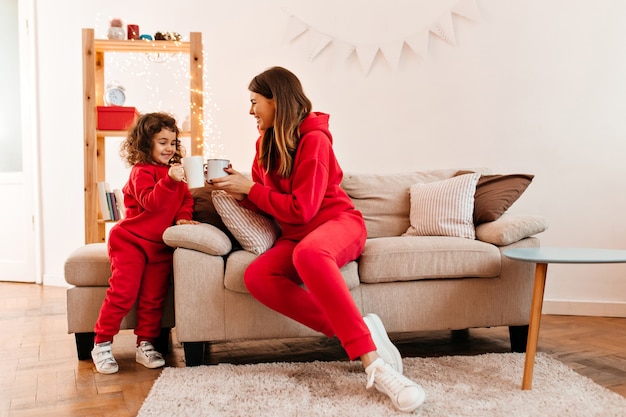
[{"xmin": 104, "ymin": 51, "xmax": 188, "ymax": 117}]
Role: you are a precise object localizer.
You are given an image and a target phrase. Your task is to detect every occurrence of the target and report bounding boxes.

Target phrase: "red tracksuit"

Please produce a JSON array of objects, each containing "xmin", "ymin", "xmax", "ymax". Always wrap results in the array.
[
  {"xmin": 242, "ymin": 112, "xmax": 374, "ymax": 360},
  {"xmin": 94, "ymin": 163, "xmax": 194, "ymax": 345}
]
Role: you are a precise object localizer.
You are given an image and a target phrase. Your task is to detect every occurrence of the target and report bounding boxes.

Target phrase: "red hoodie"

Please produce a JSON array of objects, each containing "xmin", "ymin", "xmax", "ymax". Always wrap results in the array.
[
  {"xmin": 241, "ymin": 112, "xmax": 360, "ymax": 241},
  {"xmin": 119, "ymin": 163, "xmax": 194, "ymax": 243}
]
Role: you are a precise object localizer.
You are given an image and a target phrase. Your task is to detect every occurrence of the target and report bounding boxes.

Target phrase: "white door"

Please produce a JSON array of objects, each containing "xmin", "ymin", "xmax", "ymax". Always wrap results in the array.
[
  {"xmin": 0, "ymin": 0, "xmax": 39, "ymax": 283},
  {"xmin": 0, "ymin": 172, "xmax": 36, "ymax": 282}
]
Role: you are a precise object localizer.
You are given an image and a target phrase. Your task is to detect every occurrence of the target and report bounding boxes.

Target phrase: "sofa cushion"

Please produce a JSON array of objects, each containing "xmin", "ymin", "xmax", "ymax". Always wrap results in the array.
[
  {"xmin": 341, "ymin": 169, "xmax": 465, "ymax": 239},
  {"xmin": 212, "ymin": 190, "xmax": 280, "ymax": 255},
  {"xmin": 64, "ymin": 243, "xmax": 111, "ymax": 286},
  {"xmin": 476, "ymin": 213, "xmax": 548, "ymax": 246},
  {"xmin": 224, "ymin": 250, "xmax": 360, "ymax": 294},
  {"xmin": 358, "ymin": 236, "xmax": 501, "ymax": 284},
  {"xmin": 404, "ymin": 173, "xmax": 480, "ymax": 239},
  {"xmin": 163, "ymin": 223, "xmax": 232, "ymax": 256}
]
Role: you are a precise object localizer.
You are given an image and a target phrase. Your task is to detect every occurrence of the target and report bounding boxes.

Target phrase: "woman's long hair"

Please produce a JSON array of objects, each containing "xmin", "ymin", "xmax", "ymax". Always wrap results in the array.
[{"xmin": 248, "ymin": 67, "xmax": 312, "ymax": 177}]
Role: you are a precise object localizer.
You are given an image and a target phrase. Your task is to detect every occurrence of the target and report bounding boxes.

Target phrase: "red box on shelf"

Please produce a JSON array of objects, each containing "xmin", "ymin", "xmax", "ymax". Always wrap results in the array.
[{"xmin": 97, "ymin": 106, "xmax": 139, "ymax": 130}]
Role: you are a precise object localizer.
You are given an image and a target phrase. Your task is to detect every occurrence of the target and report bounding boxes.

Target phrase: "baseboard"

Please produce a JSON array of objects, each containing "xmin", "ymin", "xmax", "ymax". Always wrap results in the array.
[
  {"xmin": 43, "ymin": 273, "xmax": 70, "ymax": 288},
  {"xmin": 543, "ymin": 299, "xmax": 626, "ymax": 318}
]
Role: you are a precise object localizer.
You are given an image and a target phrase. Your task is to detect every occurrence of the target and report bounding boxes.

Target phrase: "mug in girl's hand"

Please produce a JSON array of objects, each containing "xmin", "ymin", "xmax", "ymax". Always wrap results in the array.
[
  {"xmin": 181, "ymin": 156, "xmax": 205, "ymax": 189},
  {"xmin": 205, "ymin": 159, "xmax": 230, "ymax": 182}
]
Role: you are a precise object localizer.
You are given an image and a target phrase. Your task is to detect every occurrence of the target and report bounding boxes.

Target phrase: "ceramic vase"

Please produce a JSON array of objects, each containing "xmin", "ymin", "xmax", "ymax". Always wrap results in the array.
[{"xmin": 107, "ymin": 26, "xmax": 125, "ymax": 40}]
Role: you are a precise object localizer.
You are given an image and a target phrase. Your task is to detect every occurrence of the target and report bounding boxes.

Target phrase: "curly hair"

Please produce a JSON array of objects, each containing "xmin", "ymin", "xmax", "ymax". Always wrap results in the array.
[
  {"xmin": 248, "ymin": 66, "xmax": 312, "ymax": 178},
  {"xmin": 120, "ymin": 112, "xmax": 183, "ymax": 166}
]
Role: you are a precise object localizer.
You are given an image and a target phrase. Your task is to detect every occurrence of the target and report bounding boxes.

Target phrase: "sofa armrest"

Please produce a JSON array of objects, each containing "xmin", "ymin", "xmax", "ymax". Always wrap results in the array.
[
  {"xmin": 476, "ymin": 214, "xmax": 548, "ymax": 246},
  {"xmin": 173, "ymin": 247, "xmax": 227, "ymax": 342},
  {"xmin": 163, "ymin": 223, "xmax": 232, "ymax": 256}
]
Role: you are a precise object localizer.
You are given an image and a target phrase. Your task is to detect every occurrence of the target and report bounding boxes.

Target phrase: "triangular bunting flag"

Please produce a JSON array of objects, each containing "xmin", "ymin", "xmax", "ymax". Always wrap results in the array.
[
  {"xmin": 307, "ymin": 31, "xmax": 333, "ymax": 61},
  {"xmin": 405, "ymin": 31, "xmax": 429, "ymax": 60},
  {"xmin": 355, "ymin": 44, "xmax": 380, "ymax": 75},
  {"xmin": 380, "ymin": 40, "xmax": 405, "ymax": 71},
  {"xmin": 429, "ymin": 12, "xmax": 456, "ymax": 45},
  {"xmin": 285, "ymin": 16, "xmax": 308, "ymax": 42},
  {"xmin": 332, "ymin": 39, "xmax": 356, "ymax": 65},
  {"xmin": 452, "ymin": 0, "xmax": 480, "ymax": 21}
]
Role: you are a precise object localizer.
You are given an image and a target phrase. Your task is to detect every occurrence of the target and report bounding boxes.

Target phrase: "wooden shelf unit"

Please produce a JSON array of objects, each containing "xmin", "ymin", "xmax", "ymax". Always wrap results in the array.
[{"xmin": 81, "ymin": 28, "xmax": 204, "ymax": 243}]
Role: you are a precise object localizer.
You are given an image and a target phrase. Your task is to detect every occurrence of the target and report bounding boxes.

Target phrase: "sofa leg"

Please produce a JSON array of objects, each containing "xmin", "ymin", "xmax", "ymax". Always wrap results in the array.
[
  {"xmin": 509, "ymin": 325, "xmax": 529, "ymax": 353},
  {"xmin": 451, "ymin": 328, "xmax": 470, "ymax": 341},
  {"xmin": 75, "ymin": 332, "xmax": 95, "ymax": 360},
  {"xmin": 154, "ymin": 328, "xmax": 172, "ymax": 356},
  {"xmin": 183, "ymin": 342, "xmax": 205, "ymax": 366}
]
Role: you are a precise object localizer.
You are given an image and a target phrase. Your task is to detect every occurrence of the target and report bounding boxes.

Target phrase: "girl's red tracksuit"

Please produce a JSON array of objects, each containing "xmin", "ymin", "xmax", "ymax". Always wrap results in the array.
[
  {"xmin": 241, "ymin": 112, "xmax": 375, "ymax": 360},
  {"xmin": 94, "ymin": 163, "xmax": 194, "ymax": 345}
]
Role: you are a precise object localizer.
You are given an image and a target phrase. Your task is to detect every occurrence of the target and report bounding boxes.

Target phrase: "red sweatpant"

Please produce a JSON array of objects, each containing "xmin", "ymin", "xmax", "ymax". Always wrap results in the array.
[
  {"xmin": 244, "ymin": 211, "xmax": 373, "ymax": 360},
  {"xmin": 94, "ymin": 225, "xmax": 172, "ymax": 345}
]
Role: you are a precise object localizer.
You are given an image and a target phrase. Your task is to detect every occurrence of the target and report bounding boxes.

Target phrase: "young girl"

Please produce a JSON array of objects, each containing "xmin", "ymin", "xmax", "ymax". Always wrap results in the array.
[
  {"xmin": 91, "ymin": 112, "xmax": 198, "ymax": 374},
  {"xmin": 210, "ymin": 67, "xmax": 425, "ymax": 412}
]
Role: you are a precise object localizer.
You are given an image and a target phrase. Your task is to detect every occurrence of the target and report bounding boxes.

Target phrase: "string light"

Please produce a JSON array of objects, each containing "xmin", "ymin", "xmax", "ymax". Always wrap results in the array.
[{"xmin": 97, "ymin": 26, "xmax": 222, "ymax": 161}]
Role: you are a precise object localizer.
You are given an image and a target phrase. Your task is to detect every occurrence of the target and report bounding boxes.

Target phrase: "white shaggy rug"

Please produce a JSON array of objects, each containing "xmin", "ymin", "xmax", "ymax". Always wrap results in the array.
[{"xmin": 138, "ymin": 353, "xmax": 626, "ymax": 416}]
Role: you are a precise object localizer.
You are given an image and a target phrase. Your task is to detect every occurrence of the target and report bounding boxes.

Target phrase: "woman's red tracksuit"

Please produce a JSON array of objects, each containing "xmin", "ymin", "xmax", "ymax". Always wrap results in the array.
[
  {"xmin": 94, "ymin": 163, "xmax": 194, "ymax": 345},
  {"xmin": 241, "ymin": 112, "xmax": 375, "ymax": 360}
]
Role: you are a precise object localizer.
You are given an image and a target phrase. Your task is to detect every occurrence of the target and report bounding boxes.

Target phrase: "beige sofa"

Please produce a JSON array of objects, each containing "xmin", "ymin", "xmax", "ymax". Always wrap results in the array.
[{"xmin": 165, "ymin": 169, "xmax": 548, "ymax": 366}]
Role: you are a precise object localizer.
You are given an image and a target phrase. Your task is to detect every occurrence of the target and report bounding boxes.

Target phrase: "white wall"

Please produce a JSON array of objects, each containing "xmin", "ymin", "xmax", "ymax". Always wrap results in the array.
[{"xmin": 34, "ymin": 0, "xmax": 626, "ymax": 316}]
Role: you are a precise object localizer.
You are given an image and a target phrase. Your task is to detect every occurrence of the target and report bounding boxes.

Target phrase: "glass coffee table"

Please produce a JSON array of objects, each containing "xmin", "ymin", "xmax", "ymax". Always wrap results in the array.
[{"xmin": 503, "ymin": 247, "xmax": 626, "ymax": 390}]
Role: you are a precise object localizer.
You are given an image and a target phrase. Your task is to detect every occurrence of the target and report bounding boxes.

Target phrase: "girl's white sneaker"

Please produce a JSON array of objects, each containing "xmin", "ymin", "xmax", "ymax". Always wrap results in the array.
[
  {"xmin": 136, "ymin": 341, "xmax": 165, "ymax": 369},
  {"xmin": 91, "ymin": 341, "xmax": 119, "ymax": 374}
]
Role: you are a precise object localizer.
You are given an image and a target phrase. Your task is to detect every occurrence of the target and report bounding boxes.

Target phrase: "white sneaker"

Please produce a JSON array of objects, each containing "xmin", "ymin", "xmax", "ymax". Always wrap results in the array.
[
  {"xmin": 136, "ymin": 341, "xmax": 165, "ymax": 369},
  {"xmin": 365, "ymin": 358, "xmax": 425, "ymax": 413},
  {"xmin": 364, "ymin": 313, "xmax": 403, "ymax": 374},
  {"xmin": 91, "ymin": 341, "xmax": 119, "ymax": 374}
]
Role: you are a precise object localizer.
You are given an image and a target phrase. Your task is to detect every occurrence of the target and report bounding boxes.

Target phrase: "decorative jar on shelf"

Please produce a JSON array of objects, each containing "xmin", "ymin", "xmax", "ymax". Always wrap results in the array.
[{"xmin": 107, "ymin": 18, "xmax": 125, "ymax": 40}]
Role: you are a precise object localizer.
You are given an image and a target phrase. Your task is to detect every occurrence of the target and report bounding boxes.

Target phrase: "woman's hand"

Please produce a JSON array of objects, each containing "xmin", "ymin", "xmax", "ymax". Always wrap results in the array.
[{"xmin": 210, "ymin": 166, "xmax": 254, "ymax": 201}]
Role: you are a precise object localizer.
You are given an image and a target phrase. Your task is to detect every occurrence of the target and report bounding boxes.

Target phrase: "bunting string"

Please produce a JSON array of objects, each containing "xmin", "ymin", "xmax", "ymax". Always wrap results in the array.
[{"xmin": 284, "ymin": 0, "xmax": 479, "ymax": 74}]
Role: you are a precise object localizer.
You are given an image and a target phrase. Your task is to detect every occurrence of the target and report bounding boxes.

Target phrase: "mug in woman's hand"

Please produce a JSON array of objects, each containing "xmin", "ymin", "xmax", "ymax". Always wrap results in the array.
[{"xmin": 205, "ymin": 159, "xmax": 230, "ymax": 183}]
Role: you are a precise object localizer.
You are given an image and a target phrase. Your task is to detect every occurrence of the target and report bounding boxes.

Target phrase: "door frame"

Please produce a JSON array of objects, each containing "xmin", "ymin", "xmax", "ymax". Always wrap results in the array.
[{"xmin": 17, "ymin": 0, "xmax": 42, "ymax": 284}]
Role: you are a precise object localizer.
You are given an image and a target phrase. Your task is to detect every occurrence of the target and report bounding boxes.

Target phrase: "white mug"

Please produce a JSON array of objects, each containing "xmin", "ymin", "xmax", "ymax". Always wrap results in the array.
[
  {"xmin": 205, "ymin": 159, "xmax": 230, "ymax": 182},
  {"xmin": 181, "ymin": 156, "xmax": 205, "ymax": 189}
]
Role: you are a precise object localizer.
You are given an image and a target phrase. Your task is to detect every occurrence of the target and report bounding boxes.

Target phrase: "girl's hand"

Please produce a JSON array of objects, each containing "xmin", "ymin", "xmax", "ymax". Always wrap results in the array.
[
  {"xmin": 169, "ymin": 163, "xmax": 186, "ymax": 182},
  {"xmin": 176, "ymin": 219, "xmax": 199, "ymax": 225},
  {"xmin": 210, "ymin": 166, "xmax": 254, "ymax": 201}
]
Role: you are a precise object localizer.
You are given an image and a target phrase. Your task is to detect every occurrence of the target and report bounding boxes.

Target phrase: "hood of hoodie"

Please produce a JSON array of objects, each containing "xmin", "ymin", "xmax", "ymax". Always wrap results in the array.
[{"xmin": 300, "ymin": 112, "xmax": 332, "ymax": 144}]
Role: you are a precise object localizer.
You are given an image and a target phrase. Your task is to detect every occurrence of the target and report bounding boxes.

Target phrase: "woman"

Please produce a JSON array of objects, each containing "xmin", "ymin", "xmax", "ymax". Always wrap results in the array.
[{"xmin": 211, "ymin": 67, "xmax": 425, "ymax": 412}]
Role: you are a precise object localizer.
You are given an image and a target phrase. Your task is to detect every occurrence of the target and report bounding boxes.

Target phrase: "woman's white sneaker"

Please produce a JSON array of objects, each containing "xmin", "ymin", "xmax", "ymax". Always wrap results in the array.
[
  {"xmin": 136, "ymin": 341, "xmax": 165, "ymax": 369},
  {"xmin": 365, "ymin": 358, "xmax": 425, "ymax": 413},
  {"xmin": 91, "ymin": 341, "xmax": 119, "ymax": 374},
  {"xmin": 363, "ymin": 313, "xmax": 403, "ymax": 374}
]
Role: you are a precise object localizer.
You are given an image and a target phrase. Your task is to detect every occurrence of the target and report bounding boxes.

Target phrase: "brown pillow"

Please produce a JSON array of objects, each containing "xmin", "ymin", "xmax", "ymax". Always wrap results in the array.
[
  {"xmin": 190, "ymin": 186, "xmax": 237, "ymax": 243},
  {"xmin": 455, "ymin": 171, "xmax": 534, "ymax": 225}
]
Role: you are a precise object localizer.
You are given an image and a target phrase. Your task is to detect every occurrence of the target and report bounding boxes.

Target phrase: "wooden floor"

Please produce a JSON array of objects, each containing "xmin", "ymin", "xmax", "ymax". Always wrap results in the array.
[{"xmin": 1, "ymin": 282, "xmax": 625, "ymax": 417}]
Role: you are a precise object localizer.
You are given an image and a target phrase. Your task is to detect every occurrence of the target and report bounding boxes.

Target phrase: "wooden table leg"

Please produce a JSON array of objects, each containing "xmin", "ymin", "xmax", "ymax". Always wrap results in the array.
[{"xmin": 522, "ymin": 262, "xmax": 548, "ymax": 390}]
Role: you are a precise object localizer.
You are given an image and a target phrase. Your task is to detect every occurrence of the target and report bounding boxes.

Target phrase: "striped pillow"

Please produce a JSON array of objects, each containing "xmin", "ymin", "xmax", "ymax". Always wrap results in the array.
[
  {"xmin": 404, "ymin": 173, "xmax": 480, "ymax": 239},
  {"xmin": 211, "ymin": 190, "xmax": 280, "ymax": 255}
]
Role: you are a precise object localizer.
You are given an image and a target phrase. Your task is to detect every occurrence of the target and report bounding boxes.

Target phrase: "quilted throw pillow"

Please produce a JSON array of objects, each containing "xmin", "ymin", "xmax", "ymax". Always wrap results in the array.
[
  {"xmin": 211, "ymin": 190, "xmax": 280, "ymax": 255},
  {"xmin": 403, "ymin": 172, "xmax": 480, "ymax": 239}
]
